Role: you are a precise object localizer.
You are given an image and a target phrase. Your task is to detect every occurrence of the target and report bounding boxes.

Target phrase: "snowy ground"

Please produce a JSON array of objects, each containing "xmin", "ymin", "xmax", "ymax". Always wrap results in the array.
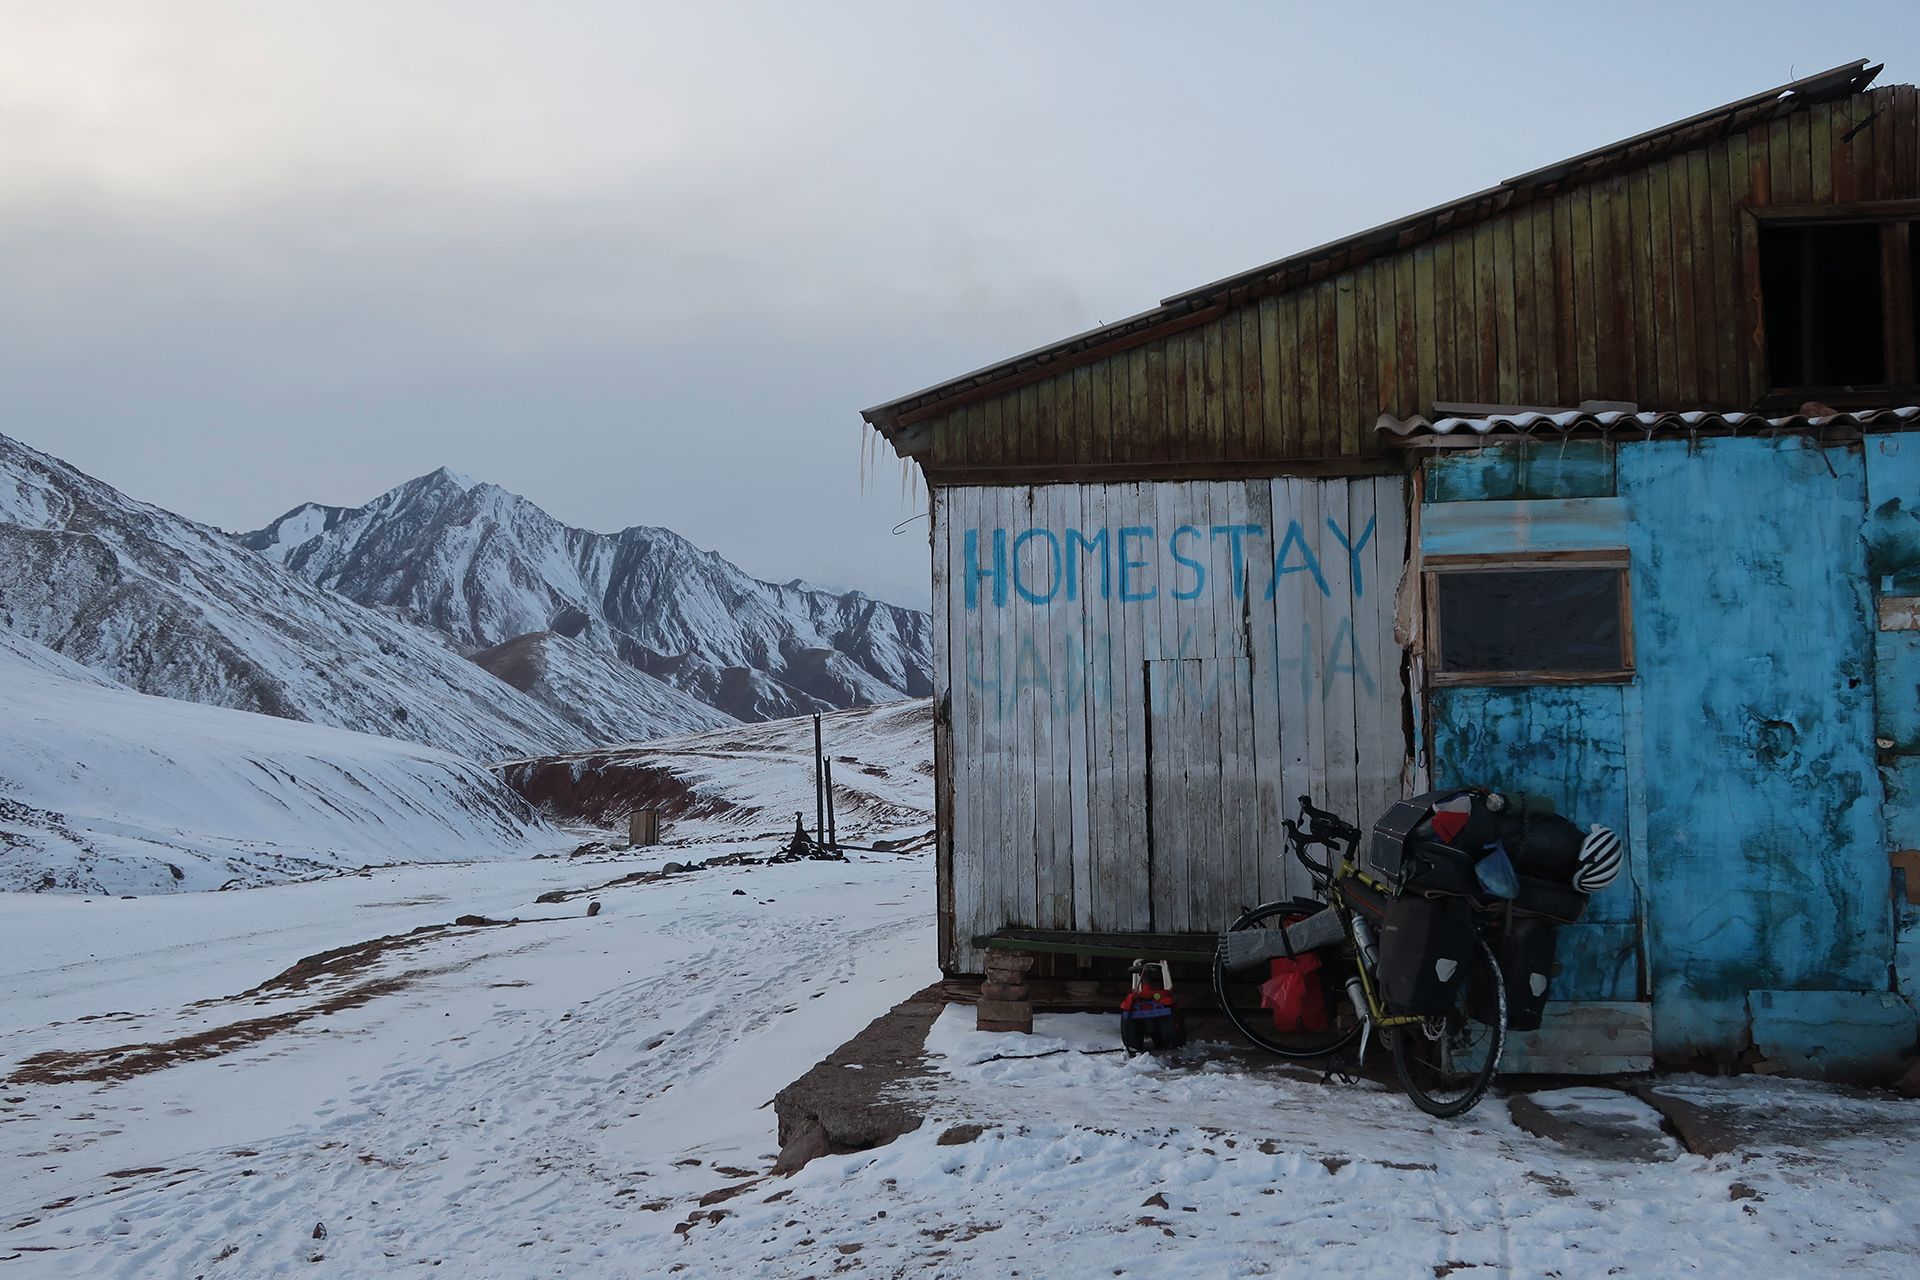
[
  {"xmin": 0, "ymin": 833, "xmax": 938, "ymax": 1277},
  {"xmin": 5, "ymin": 687, "xmax": 1916, "ymax": 1278},
  {"xmin": 0, "ymin": 630, "xmax": 568, "ymax": 894},
  {"xmin": 675, "ymin": 1012, "xmax": 1920, "ymax": 1279},
  {"xmin": 8, "ymin": 835, "xmax": 1917, "ymax": 1280}
]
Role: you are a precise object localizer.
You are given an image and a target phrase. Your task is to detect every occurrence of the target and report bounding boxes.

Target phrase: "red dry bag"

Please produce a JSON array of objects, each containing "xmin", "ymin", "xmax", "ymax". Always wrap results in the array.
[{"xmin": 1260, "ymin": 951, "xmax": 1329, "ymax": 1032}]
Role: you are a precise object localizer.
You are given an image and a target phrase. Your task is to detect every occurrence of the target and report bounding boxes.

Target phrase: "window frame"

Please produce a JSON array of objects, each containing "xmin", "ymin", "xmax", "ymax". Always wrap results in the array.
[
  {"xmin": 1423, "ymin": 550, "xmax": 1636, "ymax": 688},
  {"xmin": 1750, "ymin": 201, "xmax": 1920, "ymax": 401}
]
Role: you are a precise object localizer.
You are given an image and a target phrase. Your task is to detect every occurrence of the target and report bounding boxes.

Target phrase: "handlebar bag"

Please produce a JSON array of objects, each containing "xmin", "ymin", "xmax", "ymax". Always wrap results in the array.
[
  {"xmin": 1400, "ymin": 841, "xmax": 1480, "ymax": 898},
  {"xmin": 1368, "ymin": 789, "xmax": 1500, "ymax": 881},
  {"xmin": 1378, "ymin": 894, "xmax": 1477, "ymax": 1016}
]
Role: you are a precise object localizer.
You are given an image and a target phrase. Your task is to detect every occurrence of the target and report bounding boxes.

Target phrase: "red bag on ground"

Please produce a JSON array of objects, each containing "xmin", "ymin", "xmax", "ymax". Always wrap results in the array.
[{"xmin": 1260, "ymin": 951, "xmax": 1328, "ymax": 1032}]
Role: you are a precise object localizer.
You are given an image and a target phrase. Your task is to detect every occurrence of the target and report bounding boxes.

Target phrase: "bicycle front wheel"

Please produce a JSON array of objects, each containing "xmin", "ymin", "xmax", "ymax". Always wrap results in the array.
[
  {"xmin": 1213, "ymin": 899, "xmax": 1362, "ymax": 1059},
  {"xmin": 1389, "ymin": 938, "xmax": 1507, "ymax": 1118}
]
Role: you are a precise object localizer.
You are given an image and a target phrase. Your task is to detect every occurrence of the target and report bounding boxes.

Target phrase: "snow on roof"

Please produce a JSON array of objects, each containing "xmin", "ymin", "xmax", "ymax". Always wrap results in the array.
[{"xmin": 1375, "ymin": 404, "xmax": 1920, "ymax": 441}]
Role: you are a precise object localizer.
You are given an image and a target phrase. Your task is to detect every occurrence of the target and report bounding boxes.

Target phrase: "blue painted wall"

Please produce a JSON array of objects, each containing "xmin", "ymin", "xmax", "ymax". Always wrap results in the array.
[
  {"xmin": 1865, "ymin": 434, "xmax": 1920, "ymax": 1008},
  {"xmin": 1429, "ymin": 685, "xmax": 1641, "ymax": 1002},
  {"xmin": 1620, "ymin": 437, "xmax": 1886, "ymax": 1061},
  {"xmin": 1425, "ymin": 436, "xmax": 1912, "ymax": 1069}
]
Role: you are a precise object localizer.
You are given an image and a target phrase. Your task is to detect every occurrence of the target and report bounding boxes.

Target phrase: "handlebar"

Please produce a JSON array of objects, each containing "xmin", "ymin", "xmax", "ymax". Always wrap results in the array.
[{"xmin": 1283, "ymin": 795, "xmax": 1361, "ymax": 889}]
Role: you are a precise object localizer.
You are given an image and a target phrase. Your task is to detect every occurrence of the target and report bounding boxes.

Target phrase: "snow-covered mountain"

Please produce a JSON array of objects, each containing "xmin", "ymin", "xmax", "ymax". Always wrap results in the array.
[
  {"xmin": 0, "ymin": 433, "xmax": 596, "ymax": 760},
  {"xmin": 242, "ymin": 468, "xmax": 933, "ymax": 724},
  {"xmin": 0, "ymin": 630, "xmax": 568, "ymax": 894},
  {"xmin": 469, "ymin": 629, "xmax": 733, "ymax": 744}
]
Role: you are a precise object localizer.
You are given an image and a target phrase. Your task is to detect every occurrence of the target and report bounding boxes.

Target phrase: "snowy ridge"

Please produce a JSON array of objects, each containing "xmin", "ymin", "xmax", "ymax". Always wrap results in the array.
[
  {"xmin": 244, "ymin": 468, "xmax": 933, "ymax": 724},
  {"xmin": 0, "ymin": 434, "xmax": 595, "ymax": 760},
  {"xmin": 498, "ymin": 699, "xmax": 934, "ymax": 836},
  {"xmin": 469, "ymin": 629, "xmax": 734, "ymax": 744},
  {"xmin": 0, "ymin": 630, "xmax": 568, "ymax": 894}
]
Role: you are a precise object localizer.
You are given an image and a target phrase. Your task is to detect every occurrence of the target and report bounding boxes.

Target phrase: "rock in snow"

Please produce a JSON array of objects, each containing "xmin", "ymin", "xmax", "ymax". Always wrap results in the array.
[
  {"xmin": 0, "ymin": 630, "xmax": 567, "ymax": 894},
  {"xmin": 243, "ymin": 466, "xmax": 933, "ymax": 724}
]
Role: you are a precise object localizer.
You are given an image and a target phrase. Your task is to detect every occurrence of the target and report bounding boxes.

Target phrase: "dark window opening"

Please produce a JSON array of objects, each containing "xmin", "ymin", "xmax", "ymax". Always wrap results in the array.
[
  {"xmin": 1911, "ymin": 223, "xmax": 1919, "ymax": 377},
  {"xmin": 1760, "ymin": 222, "xmax": 1887, "ymax": 387},
  {"xmin": 1431, "ymin": 566, "xmax": 1630, "ymax": 683}
]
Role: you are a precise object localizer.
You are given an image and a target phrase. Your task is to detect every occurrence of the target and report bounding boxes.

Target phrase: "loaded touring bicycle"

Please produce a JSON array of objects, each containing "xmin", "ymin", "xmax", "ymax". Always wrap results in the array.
[{"xmin": 1214, "ymin": 790, "xmax": 1622, "ymax": 1117}]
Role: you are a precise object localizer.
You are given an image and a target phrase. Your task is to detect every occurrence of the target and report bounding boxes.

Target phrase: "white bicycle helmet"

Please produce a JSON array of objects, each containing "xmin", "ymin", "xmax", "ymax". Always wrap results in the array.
[{"xmin": 1573, "ymin": 823, "xmax": 1623, "ymax": 894}]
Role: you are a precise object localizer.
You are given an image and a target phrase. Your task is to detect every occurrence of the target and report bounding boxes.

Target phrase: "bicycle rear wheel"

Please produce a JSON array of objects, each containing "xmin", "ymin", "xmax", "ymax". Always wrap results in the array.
[
  {"xmin": 1213, "ymin": 899, "xmax": 1362, "ymax": 1059},
  {"xmin": 1389, "ymin": 938, "xmax": 1507, "ymax": 1118}
]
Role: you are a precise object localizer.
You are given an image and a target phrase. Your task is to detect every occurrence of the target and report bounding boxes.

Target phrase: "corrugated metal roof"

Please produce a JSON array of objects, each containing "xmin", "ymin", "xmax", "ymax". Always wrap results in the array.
[
  {"xmin": 1375, "ymin": 405, "xmax": 1920, "ymax": 441},
  {"xmin": 863, "ymin": 59, "xmax": 1885, "ymax": 431}
]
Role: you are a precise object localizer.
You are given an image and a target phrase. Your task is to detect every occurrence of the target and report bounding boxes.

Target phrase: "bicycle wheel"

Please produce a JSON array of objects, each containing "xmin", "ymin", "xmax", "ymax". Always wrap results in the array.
[
  {"xmin": 1213, "ymin": 899, "xmax": 1362, "ymax": 1059},
  {"xmin": 1390, "ymin": 938, "xmax": 1507, "ymax": 1118}
]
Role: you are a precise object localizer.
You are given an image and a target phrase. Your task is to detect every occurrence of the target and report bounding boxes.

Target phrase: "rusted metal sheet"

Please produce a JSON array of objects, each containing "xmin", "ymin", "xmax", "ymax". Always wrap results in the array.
[{"xmin": 1878, "ymin": 596, "xmax": 1920, "ymax": 630}]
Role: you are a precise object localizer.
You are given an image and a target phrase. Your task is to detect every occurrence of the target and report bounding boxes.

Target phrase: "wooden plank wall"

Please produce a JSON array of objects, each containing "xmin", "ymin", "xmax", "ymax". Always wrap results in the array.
[
  {"xmin": 918, "ymin": 87, "xmax": 1920, "ymax": 479},
  {"xmin": 934, "ymin": 476, "xmax": 1409, "ymax": 973}
]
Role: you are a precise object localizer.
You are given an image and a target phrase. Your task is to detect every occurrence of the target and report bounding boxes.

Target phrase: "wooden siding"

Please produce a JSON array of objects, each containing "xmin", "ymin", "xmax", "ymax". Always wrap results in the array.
[
  {"xmin": 915, "ymin": 87, "xmax": 1920, "ymax": 480},
  {"xmin": 933, "ymin": 476, "xmax": 1408, "ymax": 973}
]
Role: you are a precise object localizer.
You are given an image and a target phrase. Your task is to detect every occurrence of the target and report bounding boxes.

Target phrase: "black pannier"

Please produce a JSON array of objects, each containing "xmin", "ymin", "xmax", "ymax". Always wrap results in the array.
[
  {"xmin": 1485, "ymin": 915, "xmax": 1561, "ymax": 1031},
  {"xmin": 1377, "ymin": 894, "xmax": 1478, "ymax": 1016}
]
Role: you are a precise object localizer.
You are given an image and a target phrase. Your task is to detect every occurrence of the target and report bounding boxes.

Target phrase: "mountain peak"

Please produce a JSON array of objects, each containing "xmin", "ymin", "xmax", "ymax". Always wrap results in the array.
[
  {"xmin": 241, "ymin": 473, "xmax": 935, "ymax": 723},
  {"xmin": 427, "ymin": 466, "xmax": 478, "ymax": 492}
]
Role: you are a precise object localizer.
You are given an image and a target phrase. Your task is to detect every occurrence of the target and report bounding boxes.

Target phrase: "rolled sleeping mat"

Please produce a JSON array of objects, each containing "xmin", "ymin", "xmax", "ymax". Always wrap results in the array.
[
  {"xmin": 1573, "ymin": 823, "xmax": 1623, "ymax": 893},
  {"xmin": 1217, "ymin": 906, "xmax": 1345, "ymax": 971}
]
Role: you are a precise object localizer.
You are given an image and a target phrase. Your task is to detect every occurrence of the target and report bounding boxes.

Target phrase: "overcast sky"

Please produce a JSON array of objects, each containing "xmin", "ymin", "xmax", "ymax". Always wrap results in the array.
[{"xmin": 2, "ymin": 2, "xmax": 1914, "ymax": 608}]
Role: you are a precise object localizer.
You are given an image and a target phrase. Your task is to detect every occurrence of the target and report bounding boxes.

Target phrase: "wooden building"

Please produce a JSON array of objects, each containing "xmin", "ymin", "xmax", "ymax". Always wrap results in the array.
[{"xmin": 862, "ymin": 61, "xmax": 1920, "ymax": 1074}]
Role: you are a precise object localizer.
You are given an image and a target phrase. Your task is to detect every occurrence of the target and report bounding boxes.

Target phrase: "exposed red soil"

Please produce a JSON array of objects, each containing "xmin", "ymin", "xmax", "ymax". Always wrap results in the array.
[
  {"xmin": 498, "ymin": 755, "xmax": 723, "ymax": 825},
  {"xmin": 7, "ymin": 917, "xmax": 530, "ymax": 1088},
  {"xmin": 6, "ymin": 972, "xmax": 426, "ymax": 1087}
]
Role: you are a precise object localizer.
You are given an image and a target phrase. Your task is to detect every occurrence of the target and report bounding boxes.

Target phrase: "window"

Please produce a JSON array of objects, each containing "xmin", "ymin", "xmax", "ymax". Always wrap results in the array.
[
  {"xmin": 1911, "ymin": 222, "xmax": 1919, "ymax": 377},
  {"xmin": 1758, "ymin": 212, "xmax": 1919, "ymax": 391},
  {"xmin": 1426, "ymin": 555, "xmax": 1633, "ymax": 686}
]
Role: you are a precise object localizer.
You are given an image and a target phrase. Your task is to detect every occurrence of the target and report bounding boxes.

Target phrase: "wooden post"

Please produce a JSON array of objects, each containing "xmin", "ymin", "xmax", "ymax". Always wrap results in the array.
[
  {"xmin": 824, "ymin": 755, "xmax": 837, "ymax": 851},
  {"xmin": 813, "ymin": 714, "xmax": 825, "ymax": 848}
]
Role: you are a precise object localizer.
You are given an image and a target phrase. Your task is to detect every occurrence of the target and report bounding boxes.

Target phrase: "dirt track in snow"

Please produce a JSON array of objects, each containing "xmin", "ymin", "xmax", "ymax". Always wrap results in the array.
[{"xmin": 0, "ymin": 841, "xmax": 937, "ymax": 1277}]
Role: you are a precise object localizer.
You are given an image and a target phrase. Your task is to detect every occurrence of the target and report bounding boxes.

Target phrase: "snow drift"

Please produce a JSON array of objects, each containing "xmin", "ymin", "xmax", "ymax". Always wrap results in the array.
[{"xmin": 0, "ymin": 631, "xmax": 568, "ymax": 895}]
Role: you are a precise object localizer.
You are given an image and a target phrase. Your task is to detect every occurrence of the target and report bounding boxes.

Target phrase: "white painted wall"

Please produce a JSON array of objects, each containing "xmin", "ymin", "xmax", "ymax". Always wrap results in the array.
[{"xmin": 933, "ymin": 476, "xmax": 1410, "ymax": 971}]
